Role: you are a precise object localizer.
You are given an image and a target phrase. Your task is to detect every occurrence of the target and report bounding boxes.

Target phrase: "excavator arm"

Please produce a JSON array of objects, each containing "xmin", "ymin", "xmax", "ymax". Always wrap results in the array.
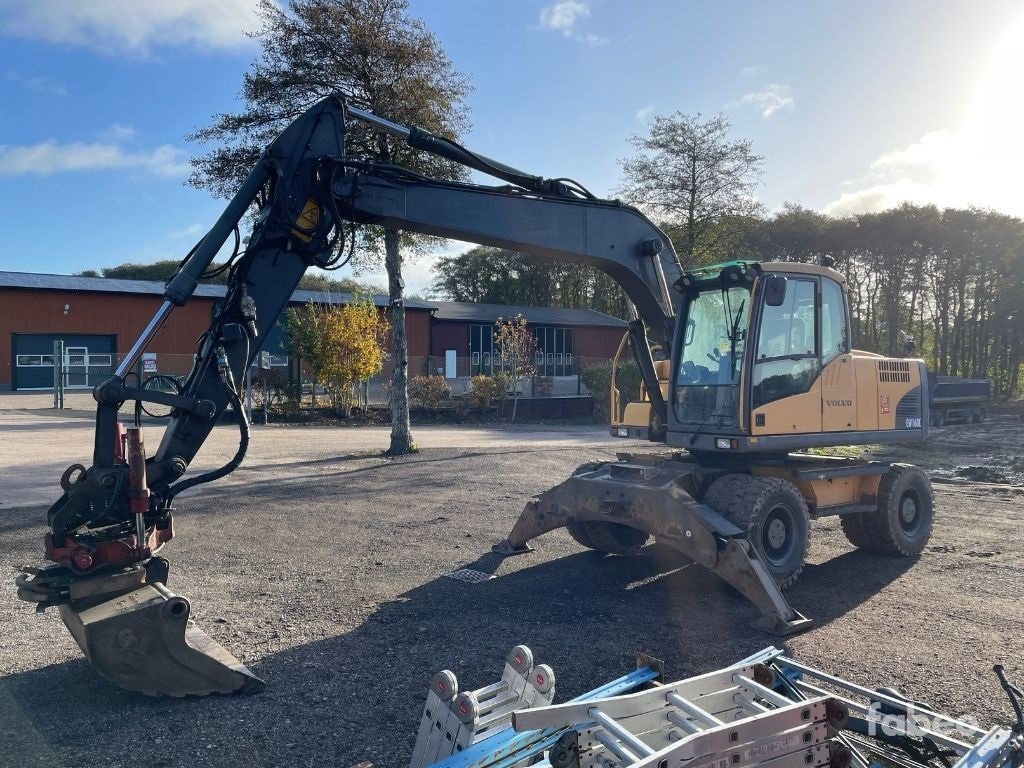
[{"xmin": 15, "ymin": 96, "xmax": 803, "ymax": 698}]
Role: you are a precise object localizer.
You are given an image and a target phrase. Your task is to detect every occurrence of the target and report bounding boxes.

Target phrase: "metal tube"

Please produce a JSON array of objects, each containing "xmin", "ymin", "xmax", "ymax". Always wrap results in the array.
[
  {"xmin": 733, "ymin": 673, "xmax": 794, "ymax": 708},
  {"xmin": 473, "ymin": 680, "xmax": 510, "ymax": 700},
  {"xmin": 346, "ymin": 105, "xmax": 412, "ymax": 139},
  {"xmin": 667, "ymin": 692, "xmax": 725, "ymax": 727},
  {"xmin": 779, "ymin": 657, "xmax": 986, "ymax": 738},
  {"xmin": 794, "ymin": 681, "xmax": 975, "ymax": 753},
  {"xmin": 589, "ymin": 707, "xmax": 655, "ymax": 758},
  {"xmin": 666, "ymin": 709, "xmax": 703, "ymax": 734},
  {"xmin": 594, "ymin": 729, "xmax": 642, "ymax": 764},
  {"xmin": 735, "ymin": 693, "xmax": 770, "ymax": 714},
  {"xmin": 115, "ymin": 300, "xmax": 174, "ymax": 378}
]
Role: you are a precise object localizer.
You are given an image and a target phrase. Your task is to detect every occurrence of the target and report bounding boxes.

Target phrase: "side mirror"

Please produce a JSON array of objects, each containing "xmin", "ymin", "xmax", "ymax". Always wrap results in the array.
[{"xmin": 763, "ymin": 275, "xmax": 788, "ymax": 307}]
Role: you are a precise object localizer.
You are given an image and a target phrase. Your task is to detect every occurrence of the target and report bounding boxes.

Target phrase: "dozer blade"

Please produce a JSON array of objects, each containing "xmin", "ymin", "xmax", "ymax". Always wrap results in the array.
[
  {"xmin": 59, "ymin": 581, "xmax": 264, "ymax": 697},
  {"xmin": 494, "ymin": 458, "xmax": 813, "ymax": 636}
]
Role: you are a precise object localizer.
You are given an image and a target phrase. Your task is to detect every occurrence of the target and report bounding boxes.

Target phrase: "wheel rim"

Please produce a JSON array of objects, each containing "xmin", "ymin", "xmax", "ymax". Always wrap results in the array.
[
  {"xmin": 898, "ymin": 490, "xmax": 922, "ymax": 535},
  {"xmin": 761, "ymin": 505, "xmax": 797, "ymax": 567}
]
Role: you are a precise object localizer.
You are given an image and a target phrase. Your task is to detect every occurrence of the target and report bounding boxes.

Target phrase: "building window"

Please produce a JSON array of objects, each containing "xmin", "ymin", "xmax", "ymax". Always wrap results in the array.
[
  {"xmin": 17, "ymin": 355, "xmax": 54, "ymax": 366},
  {"xmin": 534, "ymin": 327, "xmax": 574, "ymax": 376}
]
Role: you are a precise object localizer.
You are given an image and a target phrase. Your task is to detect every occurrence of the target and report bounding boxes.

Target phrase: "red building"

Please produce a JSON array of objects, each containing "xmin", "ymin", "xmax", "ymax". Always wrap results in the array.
[{"xmin": 0, "ymin": 271, "xmax": 626, "ymax": 391}]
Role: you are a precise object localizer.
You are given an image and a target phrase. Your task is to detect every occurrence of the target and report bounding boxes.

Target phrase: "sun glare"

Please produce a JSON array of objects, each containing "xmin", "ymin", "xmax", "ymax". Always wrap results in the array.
[{"xmin": 945, "ymin": 11, "xmax": 1024, "ymax": 214}]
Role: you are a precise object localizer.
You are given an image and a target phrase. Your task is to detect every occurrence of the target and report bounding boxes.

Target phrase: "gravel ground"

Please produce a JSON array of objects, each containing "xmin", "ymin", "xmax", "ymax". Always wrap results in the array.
[{"xmin": 1, "ymin": 409, "xmax": 1023, "ymax": 768}]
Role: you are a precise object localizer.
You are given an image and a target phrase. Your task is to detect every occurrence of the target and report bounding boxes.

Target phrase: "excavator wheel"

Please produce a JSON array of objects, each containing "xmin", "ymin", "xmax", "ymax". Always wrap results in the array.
[
  {"xmin": 704, "ymin": 474, "xmax": 810, "ymax": 590},
  {"xmin": 840, "ymin": 464, "xmax": 933, "ymax": 556},
  {"xmin": 565, "ymin": 461, "xmax": 648, "ymax": 554},
  {"xmin": 567, "ymin": 520, "xmax": 650, "ymax": 556}
]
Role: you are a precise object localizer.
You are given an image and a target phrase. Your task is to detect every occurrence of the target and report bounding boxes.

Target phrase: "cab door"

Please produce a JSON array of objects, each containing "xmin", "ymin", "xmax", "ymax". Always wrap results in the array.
[
  {"xmin": 819, "ymin": 277, "xmax": 858, "ymax": 432},
  {"xmin": 749, "ymin": 277, "xmax": 823, "ymax": 435}
]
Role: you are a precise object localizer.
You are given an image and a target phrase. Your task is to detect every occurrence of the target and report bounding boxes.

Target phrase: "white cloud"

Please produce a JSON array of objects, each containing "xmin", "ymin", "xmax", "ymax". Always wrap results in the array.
[
  {"xmin": 7, "ymin": 71, "xmax": 67, "ymax": 96},
  {"xmin": 539, "ymin": 1, "xmax": 607, "ymax": 46},
  {"xmin": 823, "ymin": 179, "xmax": 937, "ymax": 217},
  {"xmin": 740, "ymin": 64, "xmax": 766, "ymax": 77},
  {"xmin": 635, "ymin": 104, "xmax": 654, "ymax": 123},
  {"xmin": 824, "ymin": 12, "xmax": 1024, "ymax": 218},
  {"xmin": 0, "ymin": 0, "xmax": 261, "ymax": 54},
  {"xmin": 540, "ymin": 1, "xmax": 589, "ymax": 33},
  {"xmin": 0, "ymin": 139, "xmax": 190, "ymax": 177},
  {"xmin": 870, "ymin": 130, "xmax": 954, "ymax": 172},
  {"xmin": 736, "ymin": 83, "xmax": 794, "ymax": 118},
  {"xmin": 98, "ymin": 123, "xmax": 137, "ymax": 143}
]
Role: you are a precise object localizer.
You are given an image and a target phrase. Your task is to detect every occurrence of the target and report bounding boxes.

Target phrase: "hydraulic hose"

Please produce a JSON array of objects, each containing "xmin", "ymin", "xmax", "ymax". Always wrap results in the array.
[{"xmin": 165, "ymin": 386, "xmax": 250, "ymax": 501}]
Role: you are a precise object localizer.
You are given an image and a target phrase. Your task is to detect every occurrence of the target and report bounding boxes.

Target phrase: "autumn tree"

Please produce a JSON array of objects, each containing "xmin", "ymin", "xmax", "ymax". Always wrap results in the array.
[
  {"xmin": 617, "ymin": 112, "xmax": 764, "ymax": 266},
  {"xmin": 493, "ymin": 314, "xmax": 537, "ymax": 422},
  {"xmin": 187, "ymin": 0, "xmax": 471, "ymax": 455},
  {"xmin": 281, "ymin": 299, "xmax": 389, "ymax": 415}
]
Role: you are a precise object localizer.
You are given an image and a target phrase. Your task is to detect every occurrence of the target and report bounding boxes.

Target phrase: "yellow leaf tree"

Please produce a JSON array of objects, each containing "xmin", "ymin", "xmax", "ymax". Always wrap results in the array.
[{"xmin": 283, "ymin": 300, "xmax": 389, "ymax": 415}]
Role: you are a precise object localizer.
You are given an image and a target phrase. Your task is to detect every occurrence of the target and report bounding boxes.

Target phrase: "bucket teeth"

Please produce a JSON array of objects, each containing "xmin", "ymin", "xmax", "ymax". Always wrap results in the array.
[{"xmin": 59, "ymin": 582, "xmax": 264, "ymax": 697}]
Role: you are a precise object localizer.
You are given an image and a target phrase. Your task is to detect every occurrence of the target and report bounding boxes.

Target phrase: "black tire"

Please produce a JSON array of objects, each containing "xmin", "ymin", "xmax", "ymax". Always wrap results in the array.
[
  {"xmin": 567, "ymin": 520, "xmax": 650, "ymax": 555},
  {"xmin": 700, "ymin": 472, "xmax": 752, "ymax": 511},
  {"xmin": 839, "ymin": 511, "xmax": 872, "ymax": 549},
  {"xmin": 705, "ymin": 474, "xmax": 810, "ymax": 589},
  {"xmin": 565, "ymin": 522, "xmax": 597, "ymax": 550},
  {"xmin": 844, "ymin": 464, "xmax": 933, "ymax": 556},
  {"xmin": 564, "ymin": 462, "xmax": 648, "ymax": 554}
]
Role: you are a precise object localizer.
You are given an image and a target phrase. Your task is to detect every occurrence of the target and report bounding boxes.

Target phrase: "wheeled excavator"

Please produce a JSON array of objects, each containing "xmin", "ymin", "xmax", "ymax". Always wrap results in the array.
[{"xmin": 14, "ymin": 95, "xmax": 934, "ymax": 697}]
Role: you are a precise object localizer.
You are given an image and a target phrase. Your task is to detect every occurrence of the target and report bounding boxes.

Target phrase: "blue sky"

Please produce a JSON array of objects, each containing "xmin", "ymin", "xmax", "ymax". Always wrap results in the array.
[{"xmin": 1, "ymin": 0, "xmax": 1021, "ymax": 294}]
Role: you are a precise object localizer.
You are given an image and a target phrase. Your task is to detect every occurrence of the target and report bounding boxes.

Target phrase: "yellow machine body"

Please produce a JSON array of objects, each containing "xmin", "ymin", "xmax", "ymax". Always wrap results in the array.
[{"xmin": 611, "ymin": 262, "xmax": 929, "ymax": 453}]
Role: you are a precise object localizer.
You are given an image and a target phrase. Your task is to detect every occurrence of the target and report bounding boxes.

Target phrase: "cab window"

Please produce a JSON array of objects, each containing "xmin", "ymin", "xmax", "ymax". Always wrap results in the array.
[
  {"xmin": 820, "ymin": 278, "xmax": 849, "ymax": 365},
  {"xmin": 752, "ymin": 278, "xmax": 818, "ymax": 409}
]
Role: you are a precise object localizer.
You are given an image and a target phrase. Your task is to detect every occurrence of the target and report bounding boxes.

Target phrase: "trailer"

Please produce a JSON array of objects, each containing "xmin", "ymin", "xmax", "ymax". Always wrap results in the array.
[{"xmin": 929, "ymin": 374, "xmax": 991, "ymax": 426}]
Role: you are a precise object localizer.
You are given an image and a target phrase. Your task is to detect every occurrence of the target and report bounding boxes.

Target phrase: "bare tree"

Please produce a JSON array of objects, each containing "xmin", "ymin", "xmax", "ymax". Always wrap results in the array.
[
  {"xmin": 617, "ymin": 113, "xmax": 764, "ymax": 265},
  {"xmin": 188, "ymin": 0, "xmax": 471, "ymax": 455}
]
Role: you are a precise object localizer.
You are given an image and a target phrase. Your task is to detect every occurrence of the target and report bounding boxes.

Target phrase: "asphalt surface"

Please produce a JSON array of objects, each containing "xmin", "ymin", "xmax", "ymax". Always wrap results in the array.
[{"xmin": 1, "ymin": 408, "xmax": 1023, "ymax": 768}]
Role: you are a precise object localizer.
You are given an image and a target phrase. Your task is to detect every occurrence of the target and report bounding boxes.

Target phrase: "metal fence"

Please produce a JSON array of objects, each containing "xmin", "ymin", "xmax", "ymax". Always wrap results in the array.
[{"xmin": 42, "ymin": 351, "xmax": 621, "ymax": 408}]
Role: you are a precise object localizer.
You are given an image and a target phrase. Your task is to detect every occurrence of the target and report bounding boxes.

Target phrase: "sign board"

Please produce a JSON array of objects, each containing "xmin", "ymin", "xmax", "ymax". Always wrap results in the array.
[
  {"xmin": 142, "ymin": 353, "xmax": 157, "ymax": 374},
  {"xmin": 259, "ymin": 351, "xmax": 272, "ymax": 370}
]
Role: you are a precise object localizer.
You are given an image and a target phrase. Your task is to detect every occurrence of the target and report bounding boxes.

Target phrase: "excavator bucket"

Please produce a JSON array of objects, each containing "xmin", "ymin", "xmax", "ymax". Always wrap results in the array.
[
  {"xmin": 58, "ymin": 581, "xmax": 264, "ymax": 697},
  {"xmin": 494, "ymin": 457, "xmax": 812, "ymax": 636}
]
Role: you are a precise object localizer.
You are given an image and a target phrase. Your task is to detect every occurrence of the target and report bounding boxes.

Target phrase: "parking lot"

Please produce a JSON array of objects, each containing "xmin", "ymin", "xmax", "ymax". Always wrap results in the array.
[{"xmin": 1, "ymin": 401, "xmax": 1023, "ymax": 768}]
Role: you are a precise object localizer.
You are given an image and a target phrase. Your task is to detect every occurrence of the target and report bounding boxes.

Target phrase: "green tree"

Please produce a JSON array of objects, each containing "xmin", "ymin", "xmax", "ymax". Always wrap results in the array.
[
  {"xmin": 432, "ymin": 246, "xmax": 630, "ymax": 319},
  {"xmin": 187, "ymin": 0, "xmax": 471, "ymax": 455},
  {"xmin": 617, "ymin": 112, "xmax": 764, "ymax": 266}
]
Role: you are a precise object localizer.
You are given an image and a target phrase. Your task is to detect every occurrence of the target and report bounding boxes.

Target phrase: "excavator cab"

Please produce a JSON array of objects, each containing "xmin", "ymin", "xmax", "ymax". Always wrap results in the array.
[{"xmin": 613, "ymin": 261, "xmax": 930, "ymax": 453}]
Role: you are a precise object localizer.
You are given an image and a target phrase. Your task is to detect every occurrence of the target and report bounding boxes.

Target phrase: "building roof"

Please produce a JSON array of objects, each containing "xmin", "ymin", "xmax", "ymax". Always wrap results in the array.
[
  {"xmin": 0, "ymin": 271, "xmax": 629, "ymax": 326},
  {"xmin": 427, "ymin": 300, "xmax": 627, "ymax": 328},
  {"xmin": 0, "ymin": 270, "xmax": 436, "ymax": 310}
]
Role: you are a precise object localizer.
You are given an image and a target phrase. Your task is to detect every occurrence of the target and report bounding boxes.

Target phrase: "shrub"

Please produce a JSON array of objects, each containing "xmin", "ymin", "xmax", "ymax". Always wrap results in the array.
[
  {"xmin": 581, "ymin": 359, "xmax": 643, "ymax": 419},
  {"xmin": 251, "ymin": 368, "xmax": 290, "ymax": 410},
  {"xmin": 409, "ymin": 375, "xmax": 451, "ymax": 413},
  {"xmin": 467, "ymin": 375, "xmax": 499, "ymax": 411}
]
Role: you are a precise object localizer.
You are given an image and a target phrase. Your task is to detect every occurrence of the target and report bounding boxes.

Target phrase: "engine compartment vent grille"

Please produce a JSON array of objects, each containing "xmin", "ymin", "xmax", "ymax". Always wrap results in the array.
[{"xmin": 878, "ymin": 360, "xmax": 911, "ymax": 383}]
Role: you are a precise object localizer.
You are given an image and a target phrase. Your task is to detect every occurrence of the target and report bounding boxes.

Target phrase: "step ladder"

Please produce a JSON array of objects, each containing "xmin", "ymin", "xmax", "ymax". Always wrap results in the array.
[
  {"xmin": 410, "ymin": 645, "xmax": 556, "ymax": 768},
  {"xmin": 411, "ymin": 646, "xmax": 1019, "ymax": 768},
  {"xmin": 512, "ymin": 657, "xmax": 849, "ymax": 768}
]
